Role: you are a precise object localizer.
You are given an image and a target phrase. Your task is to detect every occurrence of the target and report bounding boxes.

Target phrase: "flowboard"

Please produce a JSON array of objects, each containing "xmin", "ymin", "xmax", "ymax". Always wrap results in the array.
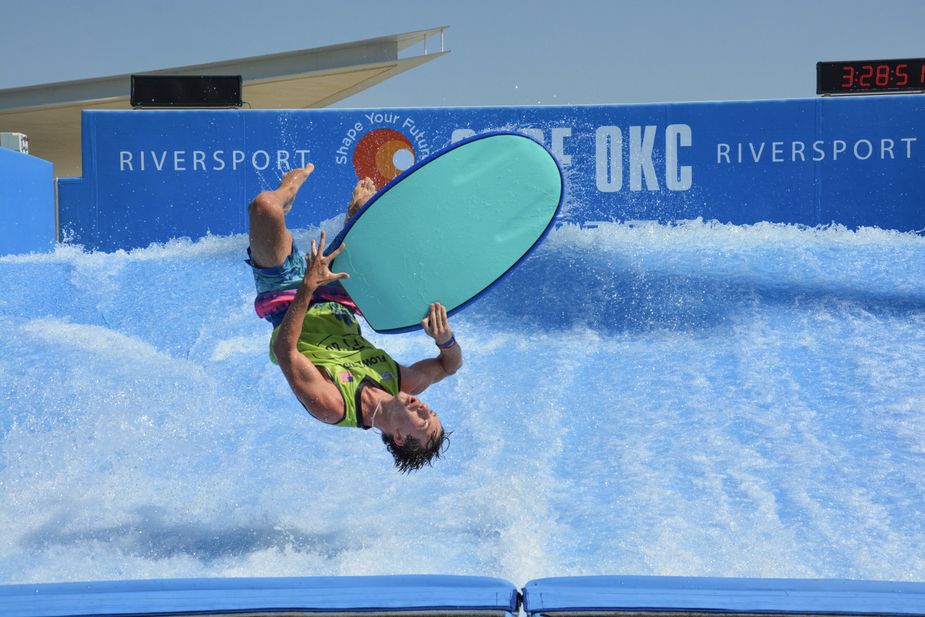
[{"xmin": 328, "ymin": 132, "xmax": 564, "ymax": 333}]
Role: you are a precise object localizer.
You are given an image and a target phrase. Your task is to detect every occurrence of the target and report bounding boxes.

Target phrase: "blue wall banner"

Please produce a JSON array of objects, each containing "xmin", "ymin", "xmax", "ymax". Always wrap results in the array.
[
  {"xmin": 58, "ymin": 96, "xmax": 925, "ymax": 251},
  {"xmin": 0, "ymin": 149, "xmax": 55, "ymax": 256}
]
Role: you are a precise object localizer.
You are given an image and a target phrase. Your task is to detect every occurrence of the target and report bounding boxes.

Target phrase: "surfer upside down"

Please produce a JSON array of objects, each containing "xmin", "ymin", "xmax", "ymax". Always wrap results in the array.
[{"xmin": 245, "ymin": 163, "xmax": 462, "ymax": 473}]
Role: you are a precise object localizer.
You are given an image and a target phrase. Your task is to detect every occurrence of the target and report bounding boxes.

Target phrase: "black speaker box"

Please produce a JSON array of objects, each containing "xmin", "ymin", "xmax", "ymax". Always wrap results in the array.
[{"xmin": 130, "ymin": 75, "xmax": 243, "ymax": 108}]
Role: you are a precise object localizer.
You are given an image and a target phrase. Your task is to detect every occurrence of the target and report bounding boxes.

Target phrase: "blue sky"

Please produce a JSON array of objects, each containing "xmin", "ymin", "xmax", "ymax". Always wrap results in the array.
[{"xmin": 3, "ymin": 0, "xmax": 925, "ymax": 107}]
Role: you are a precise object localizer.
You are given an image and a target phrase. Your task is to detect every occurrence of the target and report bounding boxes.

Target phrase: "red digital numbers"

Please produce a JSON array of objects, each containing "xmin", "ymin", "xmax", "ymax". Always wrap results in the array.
[
  {"xmin": 853, "ymin": 63, "xmax": 919, "ymax": 89},
  {"xmin": 875, "ymin": 64, "xmax": 890, "ymax": 86},
  {"xmin": 820, "ymin": 58, "xmax": 925, "ymax": 94},
  {"xmin": 841, "ymin": 65, "xmax": 855, "ymax": 88}
]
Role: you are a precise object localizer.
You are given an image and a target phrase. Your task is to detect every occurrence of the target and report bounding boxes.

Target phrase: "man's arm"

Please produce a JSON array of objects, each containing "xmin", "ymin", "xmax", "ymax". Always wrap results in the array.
[
  {"xmin": 401, "ymin": 303, "xmax": 463, "ymax": 395},
  {"xmin": 272, "ymin": 231, "xmax": 349, "ymax": 423}
]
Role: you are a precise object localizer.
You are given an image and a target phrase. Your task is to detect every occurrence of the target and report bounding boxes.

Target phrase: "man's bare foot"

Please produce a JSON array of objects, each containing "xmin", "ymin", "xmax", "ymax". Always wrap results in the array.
[
  {"xmin": 275, "ymin": 163, "xmax": 315, "ymax": 214},
  {"xmin": 346, "ymin": 177, "xmax": 377, "ymax": 220}
]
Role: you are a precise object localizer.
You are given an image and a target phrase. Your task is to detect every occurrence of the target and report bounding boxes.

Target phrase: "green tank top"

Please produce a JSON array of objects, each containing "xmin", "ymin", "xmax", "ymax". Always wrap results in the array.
[{"xmin": 270, "ymin": 301, "xmax": 401, "ymax": 428}]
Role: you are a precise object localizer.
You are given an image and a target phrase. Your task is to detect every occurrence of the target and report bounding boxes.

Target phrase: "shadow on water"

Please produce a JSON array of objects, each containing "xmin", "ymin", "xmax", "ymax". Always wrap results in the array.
[
  {"xmin": 20, "ymin": 507, "xmax": 351, "ymax": 563},
  {"xmin": 473, "ymin": 250, "xmax": 925, "ymax": 335}
]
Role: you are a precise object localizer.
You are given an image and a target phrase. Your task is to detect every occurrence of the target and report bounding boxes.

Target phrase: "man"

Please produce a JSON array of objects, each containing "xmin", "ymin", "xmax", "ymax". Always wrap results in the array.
[{"xmin": 246, "ymin": 163, "xmax": 462, "ymax": 473}]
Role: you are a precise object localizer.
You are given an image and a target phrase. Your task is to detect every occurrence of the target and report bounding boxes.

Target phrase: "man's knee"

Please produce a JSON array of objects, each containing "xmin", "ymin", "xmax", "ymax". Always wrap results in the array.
[{"xmin": 248, "ymin": 192, "xmax": 280, "ymax": 219}]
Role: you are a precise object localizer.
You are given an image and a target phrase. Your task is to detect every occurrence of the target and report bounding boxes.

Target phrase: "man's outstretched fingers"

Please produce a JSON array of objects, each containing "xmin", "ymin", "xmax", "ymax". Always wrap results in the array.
[{"xmin": 328, "ymin": 242, "xmax": 347, "ymax": 260}]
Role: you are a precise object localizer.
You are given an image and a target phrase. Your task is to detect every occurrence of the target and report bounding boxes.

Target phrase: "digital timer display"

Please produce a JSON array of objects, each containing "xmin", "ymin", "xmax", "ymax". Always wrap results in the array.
[{"xmin": 817, "ymin": 59, "xmax": 925, "ymax": 95}]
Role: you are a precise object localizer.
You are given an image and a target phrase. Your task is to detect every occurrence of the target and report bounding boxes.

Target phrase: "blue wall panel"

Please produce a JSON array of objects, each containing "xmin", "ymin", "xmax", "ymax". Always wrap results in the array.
[
  {"xmin": 0, "ymin": 148, "xmax": 54, "ymax": 256},
  {"xmin": 58, "ymin": 96, "xmax": 925, "ymax": 251}
]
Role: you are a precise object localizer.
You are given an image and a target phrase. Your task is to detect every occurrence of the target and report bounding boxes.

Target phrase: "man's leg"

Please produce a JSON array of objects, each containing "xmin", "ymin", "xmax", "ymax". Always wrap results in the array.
[{"xmin": 248, "ymin": 163, "xmax": 314, "ymax": 269}]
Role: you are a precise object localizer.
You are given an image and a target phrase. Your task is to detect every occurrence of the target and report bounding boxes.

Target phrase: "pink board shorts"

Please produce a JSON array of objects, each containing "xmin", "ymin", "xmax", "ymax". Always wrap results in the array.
[{"xmin": 246, "ymin": 243, "xmax": 360, "ymax": 326}]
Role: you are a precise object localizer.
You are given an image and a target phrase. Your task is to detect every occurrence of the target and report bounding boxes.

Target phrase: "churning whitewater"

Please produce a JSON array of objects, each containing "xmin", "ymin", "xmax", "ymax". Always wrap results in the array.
[{"xmin": 2, "ymin": 218, "xmax": 925, "ymax": 584}]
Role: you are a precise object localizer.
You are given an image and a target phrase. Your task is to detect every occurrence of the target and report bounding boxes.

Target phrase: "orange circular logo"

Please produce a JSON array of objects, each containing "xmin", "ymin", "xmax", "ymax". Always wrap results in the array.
[{"xmin": 353, "ymin": 128, "xmax": 416, "ymax": 188}]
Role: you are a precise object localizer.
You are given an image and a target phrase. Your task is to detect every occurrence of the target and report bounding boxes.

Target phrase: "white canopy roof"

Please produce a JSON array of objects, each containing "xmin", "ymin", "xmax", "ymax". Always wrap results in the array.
[{"xmin": 0, "ymin": 27, "xmax": 448, "ymax": 177}]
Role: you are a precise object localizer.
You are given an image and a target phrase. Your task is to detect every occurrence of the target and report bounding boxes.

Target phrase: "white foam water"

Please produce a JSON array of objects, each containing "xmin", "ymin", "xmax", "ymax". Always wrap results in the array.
[{"xmin": 2, "ymin": 219, "xmax": 925, "ymax": 585}]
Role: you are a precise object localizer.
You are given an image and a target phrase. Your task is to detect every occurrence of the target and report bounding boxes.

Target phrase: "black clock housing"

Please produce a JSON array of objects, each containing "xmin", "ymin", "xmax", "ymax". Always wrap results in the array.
[{"xmin": 817, "ymin": 59, "xmax": 925, "ymax": 95}]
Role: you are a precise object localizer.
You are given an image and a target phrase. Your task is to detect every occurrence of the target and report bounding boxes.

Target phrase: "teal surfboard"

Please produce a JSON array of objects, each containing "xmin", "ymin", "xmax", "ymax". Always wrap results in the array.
[{"xmin": 328, "ymin": 132, "xmax": 563, "ymax": 333}]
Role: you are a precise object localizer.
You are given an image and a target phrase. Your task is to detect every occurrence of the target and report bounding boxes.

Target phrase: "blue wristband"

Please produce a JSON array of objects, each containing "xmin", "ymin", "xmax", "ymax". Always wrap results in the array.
[{"xmin": 436, "ymin": 335, "xmax": 457, "ymax": 349}]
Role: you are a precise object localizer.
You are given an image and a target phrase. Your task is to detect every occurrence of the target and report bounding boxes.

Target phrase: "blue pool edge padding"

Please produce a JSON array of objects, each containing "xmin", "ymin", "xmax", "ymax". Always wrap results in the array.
[
  {"xmin": 0, "ymin": 575, "xmax": 519, "ymax": 617},
  {"xmin": 5, "ymin": 575, "xmax": 925, "ymax": 617},
  {"xmin": 522, "ymin": 576, "xmax": 925, "ymax": 616}
]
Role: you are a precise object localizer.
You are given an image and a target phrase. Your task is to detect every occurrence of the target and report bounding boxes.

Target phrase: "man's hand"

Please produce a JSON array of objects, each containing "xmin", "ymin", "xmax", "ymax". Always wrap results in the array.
[
  {"xmin": 303, "ymin": 230, "xmax": 349, "ymax": 289},
  {"xmin": 421, "ymin": 303, "xmax": 454, "ymax": 346},
  {"xmin": 401, "ymin": 302, "xmax": 462, "ymax": 394}
]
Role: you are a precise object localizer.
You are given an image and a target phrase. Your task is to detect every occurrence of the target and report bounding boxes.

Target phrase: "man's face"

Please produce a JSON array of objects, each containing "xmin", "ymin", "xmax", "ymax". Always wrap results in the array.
[{"xmin": 391, "ymin": 391, "xmax": 442, "ymax": 445}]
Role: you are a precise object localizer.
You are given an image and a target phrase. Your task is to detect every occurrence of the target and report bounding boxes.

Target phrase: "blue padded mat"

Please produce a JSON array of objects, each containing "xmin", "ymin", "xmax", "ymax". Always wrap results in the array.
[
  {"xmin": 0, "ymin": 575, "xmax": 519, "ymax": 617},
  {"xmin": 523, "ymin": 576, "xmax": 925, "ymax": 616}
]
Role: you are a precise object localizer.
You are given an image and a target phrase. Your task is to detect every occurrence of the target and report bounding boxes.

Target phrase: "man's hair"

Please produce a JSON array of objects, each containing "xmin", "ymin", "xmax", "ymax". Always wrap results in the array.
[{"xmin": 381, "ymin": 428, "xmax": 449, "ymax": 473}]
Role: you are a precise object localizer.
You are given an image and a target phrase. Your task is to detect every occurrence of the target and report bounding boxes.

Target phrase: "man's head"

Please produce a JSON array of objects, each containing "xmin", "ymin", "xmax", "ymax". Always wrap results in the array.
[{"xmin": 379, "ymin": 391, "xmax": 447, "ymax": 473}]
